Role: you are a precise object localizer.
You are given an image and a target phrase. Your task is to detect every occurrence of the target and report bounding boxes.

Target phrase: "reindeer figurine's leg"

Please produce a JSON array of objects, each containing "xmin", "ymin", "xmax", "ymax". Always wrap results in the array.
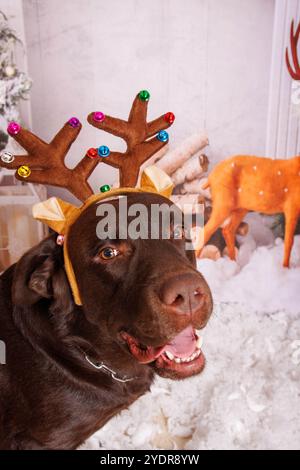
[
  {"xmin": 283, "ymin": 208, "xmax": 299, "ymax": 268},
  {"xmin": 195, "ymin": 204, "xmax": 233, "ymax": 257},
  {"xmin": 222, "ymin": 209, "xmax": 247, "ymax": 260}
]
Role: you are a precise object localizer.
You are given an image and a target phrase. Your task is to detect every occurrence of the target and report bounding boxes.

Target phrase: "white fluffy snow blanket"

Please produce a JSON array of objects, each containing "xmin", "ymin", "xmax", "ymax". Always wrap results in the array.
[{"xmin": 82, "ymin": 235, "xmax": 300, "ymax": 450}]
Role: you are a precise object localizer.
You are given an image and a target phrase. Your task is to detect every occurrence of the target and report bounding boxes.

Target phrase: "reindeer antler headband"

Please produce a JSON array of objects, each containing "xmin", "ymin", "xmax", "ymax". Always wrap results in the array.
[{"xmin": 0, "ymin": 91, "xmax": 175, "ymax": 304}]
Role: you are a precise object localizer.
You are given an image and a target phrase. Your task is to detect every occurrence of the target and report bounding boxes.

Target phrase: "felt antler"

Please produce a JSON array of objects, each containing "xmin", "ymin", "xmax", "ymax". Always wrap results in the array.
[
  {"xmin": 0, "ymin": 92, "xmax": 174, "ymax": 203},
  {"xmin": 87, "ymin": 90, "xmax": 175, "ymax": 187},
  {"xmin": 286, "ymin": 19, "xmax": 300, "ymax": 80},
  {"xmin": 0, "ymin": 118, "xmax": 101, "ymax": 202}
]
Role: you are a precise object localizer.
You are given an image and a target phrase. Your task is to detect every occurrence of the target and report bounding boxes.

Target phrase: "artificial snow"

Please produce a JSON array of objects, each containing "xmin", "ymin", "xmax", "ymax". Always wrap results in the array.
[
  {"xmin": 82, "ymin": 234, "xmax": 300, "ymax": 451},
  {"xmin": 199, "ymin": 233, "xmax": 300, "ymax": 316}
]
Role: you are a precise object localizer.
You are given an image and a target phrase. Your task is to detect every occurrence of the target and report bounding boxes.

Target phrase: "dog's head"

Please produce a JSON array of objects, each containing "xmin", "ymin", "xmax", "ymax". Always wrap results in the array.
[{"xmin": 13, "ymin": 192, "xmax": 212, "ymax": 380}]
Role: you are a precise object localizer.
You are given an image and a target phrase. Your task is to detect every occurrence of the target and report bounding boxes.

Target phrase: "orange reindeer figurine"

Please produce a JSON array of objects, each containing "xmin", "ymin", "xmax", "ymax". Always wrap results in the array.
[
  {"xmin": 197, "ymin": 20, "xmax": 300, "ymax": 268},
  {"xmin": 198, "ymin": 155, "xmax": 300, "ymax": 267}
]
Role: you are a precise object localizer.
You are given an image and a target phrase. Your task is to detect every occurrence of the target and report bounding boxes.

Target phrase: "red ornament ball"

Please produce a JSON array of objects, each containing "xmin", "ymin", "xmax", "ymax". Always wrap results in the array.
[
  {"xmin": 164, "ymin": 112, "xmax": 175, "ymax": 124},
  {"xmin": 86, "ymin": 148, "xmax": 98, "ymax": 159}
]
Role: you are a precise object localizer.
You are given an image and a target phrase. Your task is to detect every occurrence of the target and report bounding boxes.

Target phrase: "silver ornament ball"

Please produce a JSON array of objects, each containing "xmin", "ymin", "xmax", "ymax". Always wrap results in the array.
[{"xmin": 0, "ymin": 151, "xmax": 15, "ymax": 164}]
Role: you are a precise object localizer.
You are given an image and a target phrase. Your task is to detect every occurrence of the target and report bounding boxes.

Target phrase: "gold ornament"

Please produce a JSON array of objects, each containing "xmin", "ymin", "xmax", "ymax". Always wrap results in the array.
[{"xmin": 17, "ymin": 165, "xmax": 31, "ymax": 178}]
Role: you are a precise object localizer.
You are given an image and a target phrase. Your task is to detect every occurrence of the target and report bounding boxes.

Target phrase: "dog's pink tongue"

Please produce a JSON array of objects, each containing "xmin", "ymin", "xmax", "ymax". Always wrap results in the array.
[{"xmin": 164, "ymin": 325, "xmax": 196, "ymax": 358}]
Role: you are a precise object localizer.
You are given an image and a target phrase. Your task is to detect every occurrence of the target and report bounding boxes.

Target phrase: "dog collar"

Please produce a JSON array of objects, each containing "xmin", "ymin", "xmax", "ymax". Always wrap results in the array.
[{"xmin": 85, "ymin": 354, "xmax": 137, "ymax": 383}]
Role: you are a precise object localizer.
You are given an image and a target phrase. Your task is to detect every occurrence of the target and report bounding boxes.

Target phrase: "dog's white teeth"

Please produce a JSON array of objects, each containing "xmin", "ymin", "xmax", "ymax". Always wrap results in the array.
[
  {"xmin": 179, "ymin": 349, "xmax": 202, "ymax": 363},
  {"xmin": 189, "ymin": 350, "xmax": 201, "ymax": 362},
  {"xmin": 165, "ymin": 351, "xmax": 174, "ymax": 360},
  {"xmin": 183, "ymin": 357, "xmax": 191, "ymax": 363},
  {"xmin": 164, "ymin": 348, "xmax": 202, "ymax": 364},
  {"xmin": 196, "ymin": 336, "xmax": 203, "ymax": 349}
]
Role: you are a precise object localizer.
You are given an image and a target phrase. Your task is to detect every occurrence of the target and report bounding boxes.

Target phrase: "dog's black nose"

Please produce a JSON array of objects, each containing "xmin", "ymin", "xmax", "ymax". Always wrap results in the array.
[{"xmin": 159, "ymin": 273, "xmax": 205, "ymax": 316}]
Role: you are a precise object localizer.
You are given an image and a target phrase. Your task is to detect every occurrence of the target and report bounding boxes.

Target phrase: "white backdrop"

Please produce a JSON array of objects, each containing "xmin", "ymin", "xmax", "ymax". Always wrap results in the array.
[{"xmin": 2, "ymin": 0, "xmax": 275, "ymax": 201}]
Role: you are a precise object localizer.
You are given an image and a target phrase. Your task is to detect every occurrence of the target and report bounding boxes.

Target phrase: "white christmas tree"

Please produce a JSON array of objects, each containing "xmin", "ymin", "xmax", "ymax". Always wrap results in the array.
[{"xmin": 0, "ymin": 11, "xmax": 31, "ymax": 151}]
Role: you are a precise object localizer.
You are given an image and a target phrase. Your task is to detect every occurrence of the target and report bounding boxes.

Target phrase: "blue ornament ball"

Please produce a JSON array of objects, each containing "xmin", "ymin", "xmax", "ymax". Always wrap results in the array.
[
  {"xmin": 98, "ymin": 145, "xmax": 110, "ymax": 157},
  {"xmin": 156, "ymin": 130, "xmax": 169, "ymax": 142}
]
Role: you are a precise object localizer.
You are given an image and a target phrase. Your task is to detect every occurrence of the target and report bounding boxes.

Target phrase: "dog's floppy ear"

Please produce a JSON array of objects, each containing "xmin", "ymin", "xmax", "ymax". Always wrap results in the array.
[{"xmin": 12, "ymin": 235, "xmax": 73, "ymax": 311}]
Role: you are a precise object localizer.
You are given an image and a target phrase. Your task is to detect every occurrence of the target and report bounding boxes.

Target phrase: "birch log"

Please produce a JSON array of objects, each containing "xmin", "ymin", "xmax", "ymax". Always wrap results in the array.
[
  {"xmin": 180, "ymin": 176, "xmax": 211, "ymax": 199},
  {"xmin": 156, "ymin": 132, "xmax": 209, "ymax": 175},
  {"xmin": 198, "ymin": 244, "xmax": 221, "ymax": 261},
  {"xmin": 140, "ymin": 144, "xmax": 169, "ymax": 171},
  {"xmin": 170, "ymin": 194, "xmax": 205, "ymax": 214},
  {"xmin": 171, "ymin": 154, "xmax": 209, "ymax": 186}
]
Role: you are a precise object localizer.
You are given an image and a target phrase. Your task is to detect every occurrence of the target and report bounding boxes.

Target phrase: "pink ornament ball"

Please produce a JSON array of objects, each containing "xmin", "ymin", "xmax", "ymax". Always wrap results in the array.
[
  {"xmin": 7, "ymin": 122, "xmax": 21, "ymax": 136},
  {"xmin": 93, "ymin": 112, "xmax": 105, "ymax": 123}
]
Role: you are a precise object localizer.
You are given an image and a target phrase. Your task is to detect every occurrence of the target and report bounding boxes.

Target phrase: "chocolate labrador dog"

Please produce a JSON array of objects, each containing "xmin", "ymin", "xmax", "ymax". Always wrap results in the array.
[{"xmin": 0, "ymin": 192, "xmax": 212, "ymax": 450}]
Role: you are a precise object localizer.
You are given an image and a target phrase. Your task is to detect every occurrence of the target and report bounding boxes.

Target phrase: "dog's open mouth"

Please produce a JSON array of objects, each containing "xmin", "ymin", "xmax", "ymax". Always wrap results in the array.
[{"xmin": 121, "ymin": 325, "xmax": 205, "ymax": 378}]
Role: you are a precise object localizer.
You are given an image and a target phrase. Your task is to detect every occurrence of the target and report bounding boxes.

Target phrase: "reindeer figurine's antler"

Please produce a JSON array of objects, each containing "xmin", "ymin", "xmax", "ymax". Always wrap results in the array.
[
  {"xmin": 286, "ymin": 19, "xmax": 300, "ymax": 80},
  {"xmin": 87, "ymin": 90, "xmax": 175, "ymax": 187},
  {"xmin": 0, "ymin": 118, "xmax": 100, "ymax": 202}
]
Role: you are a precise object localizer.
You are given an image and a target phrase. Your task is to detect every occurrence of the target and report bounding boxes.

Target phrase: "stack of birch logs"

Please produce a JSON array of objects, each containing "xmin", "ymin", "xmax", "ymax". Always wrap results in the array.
[{"xmin": 147, "ymin": 131, "xmax": 248, "ymax": 260}]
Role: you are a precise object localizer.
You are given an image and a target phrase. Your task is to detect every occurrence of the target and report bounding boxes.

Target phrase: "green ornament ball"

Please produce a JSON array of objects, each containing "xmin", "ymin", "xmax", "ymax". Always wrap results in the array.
[
  {"xmin": 138, "ymin": 90, "xmax": 150, "ymax": 101},
  {"xmin": 100, "ymin": 184, "xmax": 111, "ymax": 193}
]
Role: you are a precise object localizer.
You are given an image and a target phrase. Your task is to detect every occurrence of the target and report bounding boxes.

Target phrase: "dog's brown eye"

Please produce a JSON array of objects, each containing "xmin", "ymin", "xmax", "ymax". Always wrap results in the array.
[{"xmin": 99, "ymin": 247, "xmax": 119, "ymax": 260}]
